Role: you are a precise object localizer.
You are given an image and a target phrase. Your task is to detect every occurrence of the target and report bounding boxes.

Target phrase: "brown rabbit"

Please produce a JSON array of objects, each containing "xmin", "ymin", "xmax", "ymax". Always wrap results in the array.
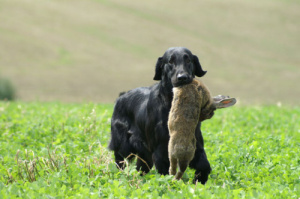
[{"xmin": 168, "ymin": 79, "xmax": 216, "ymax": 180}]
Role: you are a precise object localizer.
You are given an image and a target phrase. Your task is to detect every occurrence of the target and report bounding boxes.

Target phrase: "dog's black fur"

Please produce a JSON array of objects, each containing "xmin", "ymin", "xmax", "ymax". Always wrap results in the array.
[{"xmin": 109, "ymin": 47, "xmax": 211, "ymax": 184}]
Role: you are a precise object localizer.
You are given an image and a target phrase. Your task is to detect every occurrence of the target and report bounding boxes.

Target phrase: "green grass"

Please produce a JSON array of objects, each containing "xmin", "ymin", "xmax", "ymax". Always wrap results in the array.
[{"xmin": 0, "ymin": 102, "xmax": 299, "ymax": 198}]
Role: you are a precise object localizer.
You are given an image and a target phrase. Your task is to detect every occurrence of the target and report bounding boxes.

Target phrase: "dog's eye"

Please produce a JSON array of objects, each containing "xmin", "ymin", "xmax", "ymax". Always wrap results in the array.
[
  {"xmin": 184, "ymin": 54, "xmax": 191, "ymax": 64},
  {"xmin": 169, "ymin": 59, "xmax": 174, "ymax": 65}
]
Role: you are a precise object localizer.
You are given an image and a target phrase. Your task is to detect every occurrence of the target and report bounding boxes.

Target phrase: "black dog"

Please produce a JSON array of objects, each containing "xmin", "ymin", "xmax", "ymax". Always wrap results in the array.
[{"xmin": 109, "ymin": 47, "xmax": 212, "ymax": 184}]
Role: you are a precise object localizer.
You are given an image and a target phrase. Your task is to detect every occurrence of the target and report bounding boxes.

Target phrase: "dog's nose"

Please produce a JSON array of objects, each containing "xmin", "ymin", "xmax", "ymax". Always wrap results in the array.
[{"xmin": 177, "ymin": 73, "xmax": 188, "ymax": 82}]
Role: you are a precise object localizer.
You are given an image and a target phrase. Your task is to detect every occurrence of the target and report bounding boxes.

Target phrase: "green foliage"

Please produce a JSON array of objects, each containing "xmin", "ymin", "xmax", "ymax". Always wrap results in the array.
[
  {"xmin": 0, "ymin": 77, "xmax": 15, "ymax": 101},
  {"xmin": 0, "ymin": 102, "xmax": 299, "ymax": 198}
]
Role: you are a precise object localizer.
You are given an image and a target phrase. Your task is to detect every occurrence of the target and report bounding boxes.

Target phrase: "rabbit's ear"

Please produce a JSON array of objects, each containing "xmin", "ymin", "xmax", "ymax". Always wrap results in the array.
[{"xmin": 213, "ymin": 96, "xmax": 237, "ymax": 109}]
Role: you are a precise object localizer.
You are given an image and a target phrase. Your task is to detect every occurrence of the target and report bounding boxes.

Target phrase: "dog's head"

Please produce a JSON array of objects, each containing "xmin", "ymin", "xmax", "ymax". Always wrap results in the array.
[{"xmin": 153, "ymin": 47, "xmax": 207, "ymax": 87}]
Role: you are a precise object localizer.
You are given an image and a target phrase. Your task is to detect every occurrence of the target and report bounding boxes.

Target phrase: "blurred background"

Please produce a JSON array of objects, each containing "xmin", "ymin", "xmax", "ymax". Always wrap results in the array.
[{"xmin": 0, "ymin": 0, "xmax": 299, "ymax": 105}]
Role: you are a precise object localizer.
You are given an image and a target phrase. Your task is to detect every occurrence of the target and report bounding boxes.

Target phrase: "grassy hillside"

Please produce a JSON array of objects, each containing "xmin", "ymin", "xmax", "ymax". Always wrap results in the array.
[
  {"xmin": 0, "ymin": 102, "xmax": 299, "ymax": 198},
  {"xmin": 0, "ymin": 0, "xmax": 299, "ymax": 105}
]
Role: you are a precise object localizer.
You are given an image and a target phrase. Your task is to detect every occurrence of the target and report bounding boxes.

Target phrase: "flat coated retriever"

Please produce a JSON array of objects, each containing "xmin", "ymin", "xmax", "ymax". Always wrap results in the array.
[{"xmin": 109, "ymin": 47, "xmax": 211, "ymax": 184}]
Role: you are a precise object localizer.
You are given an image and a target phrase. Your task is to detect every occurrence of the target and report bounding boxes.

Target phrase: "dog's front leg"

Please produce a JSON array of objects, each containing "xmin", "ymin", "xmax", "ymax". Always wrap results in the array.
[
  {"xmin": 152, "ymin": 144, "xmax": 170, "ymax": 175},
  {"xmin": 189, "ymin": 145, "xmax": 211, "ymax": 184}
]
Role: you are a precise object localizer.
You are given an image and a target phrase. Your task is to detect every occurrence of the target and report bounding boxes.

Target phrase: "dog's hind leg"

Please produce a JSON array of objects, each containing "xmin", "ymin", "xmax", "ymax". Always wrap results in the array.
[
  {"xmin": 114, "ymin": 151, "xmax": 125, "ymax": 169},
  {"xmin": 175, "ymin": 160, "xmax": 189, "ymax": 180},
  {"xmin": 113, "ymin": 145, "xmax": 136, "ymax": 170},
  {"xmin": 136, "ymin": 151, "xmax": 153, "ymax": 175},
  {"xmin": 110, "ymin": 119, "xmax": 136, "ymax": 170},
  {"xmin": 128, "ymin": 128, "xmax": 154, "ymax": 174}
]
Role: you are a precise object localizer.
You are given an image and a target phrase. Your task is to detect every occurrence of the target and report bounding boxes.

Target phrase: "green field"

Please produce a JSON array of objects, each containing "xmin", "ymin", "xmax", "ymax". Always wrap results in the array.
[
  {"xmin": 0, "ymin": 102, "xmax": 299, "ymax": 198},
  {"xmin": 1, "ymin": 0, "xmax": 300, "ymax": 197},
  {"xmin": 1, "ymin": 0, "xmax": 300, "ymax": 105}
]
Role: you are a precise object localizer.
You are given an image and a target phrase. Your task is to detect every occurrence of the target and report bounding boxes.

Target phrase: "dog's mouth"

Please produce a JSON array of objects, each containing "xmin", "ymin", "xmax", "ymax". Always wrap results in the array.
[{"xmin": 172, "ymin": 78, "xmax": 193, "ymax": 87}]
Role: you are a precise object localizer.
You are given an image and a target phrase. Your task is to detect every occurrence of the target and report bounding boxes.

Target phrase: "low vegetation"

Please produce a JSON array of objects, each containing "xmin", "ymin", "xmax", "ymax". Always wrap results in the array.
[
  {"xmin": 0, "ymin": 76, "xmax": 15, "ymax": 101},
  {"xmin": 0, "ymin": 102, "xmax": 299, "ymax": 198}
]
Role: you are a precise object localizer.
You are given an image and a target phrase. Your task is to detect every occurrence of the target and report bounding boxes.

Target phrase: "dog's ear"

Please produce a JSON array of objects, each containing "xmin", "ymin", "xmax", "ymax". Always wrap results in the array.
[
  {"xmin": 153, "ymin": 57, "xmax": 163, "ymax": 80},
  {"xmin": 193, "ymin": 55, "xmax": 207, "ymax": 77}
]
